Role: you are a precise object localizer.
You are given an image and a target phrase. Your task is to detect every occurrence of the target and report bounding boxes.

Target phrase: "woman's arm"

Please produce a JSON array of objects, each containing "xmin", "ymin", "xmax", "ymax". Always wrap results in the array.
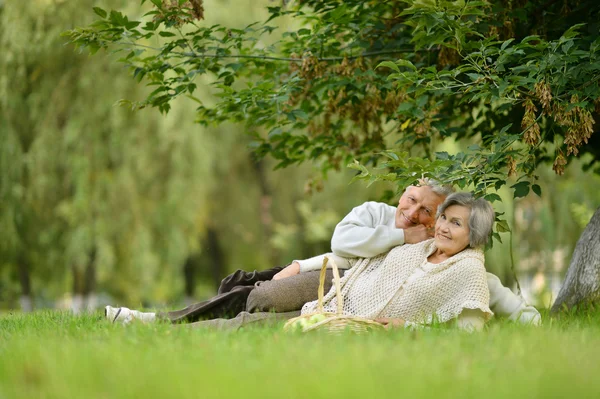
[
  {"xmin": 377, "ymin": 309, "xmax": 486, "ymax": 332},
  {"xmin": 374, "ymin": 317, "xmax": 405, "ymax": 328},
  {"xmin": 384, "ymin": 309, "xmax": 486, "ymax": 332}
]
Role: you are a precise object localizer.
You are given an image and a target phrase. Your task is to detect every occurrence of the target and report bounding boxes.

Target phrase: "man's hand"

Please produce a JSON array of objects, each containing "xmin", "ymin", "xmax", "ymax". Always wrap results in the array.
[
  {"xmin": 375, "ymin": 317, "xmax": 406, "ymax": 329},
  {"xmin": 403, "ymin": 225, "xmax": 434, "ymax": 244},
  {"xmin": 272, "ymin": 261, "xmax": 300, "ymax": 280}
]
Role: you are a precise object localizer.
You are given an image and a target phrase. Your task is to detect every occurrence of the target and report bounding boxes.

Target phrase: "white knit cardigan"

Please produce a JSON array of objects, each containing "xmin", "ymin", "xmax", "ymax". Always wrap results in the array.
[{"xmin": 302, "ymin": 239, "xmax": 493, "ymax": 325}]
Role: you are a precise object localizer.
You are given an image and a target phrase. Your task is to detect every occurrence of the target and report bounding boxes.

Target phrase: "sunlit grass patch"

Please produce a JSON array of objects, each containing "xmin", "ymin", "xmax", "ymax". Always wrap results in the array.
[{"xmin": 1, "ymin": 310, "xmax": 599, "ymax": 398}]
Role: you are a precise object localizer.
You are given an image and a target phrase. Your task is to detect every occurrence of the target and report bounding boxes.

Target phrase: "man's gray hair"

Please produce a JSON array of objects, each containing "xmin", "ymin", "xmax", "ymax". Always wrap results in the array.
[
  {"xmin": 436, "ymin": 192, "xmax": 495, "ymax": 248},
  {"xmin": 418, "ymin": 177, "xmax": 455, "ymax": 198}
]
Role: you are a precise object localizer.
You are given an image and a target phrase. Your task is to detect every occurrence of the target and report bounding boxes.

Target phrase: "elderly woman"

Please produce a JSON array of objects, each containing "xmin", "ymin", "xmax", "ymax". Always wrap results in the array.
[{"xmin": 301, "ymin": 192, "xmax": 496, "ymax": 331}]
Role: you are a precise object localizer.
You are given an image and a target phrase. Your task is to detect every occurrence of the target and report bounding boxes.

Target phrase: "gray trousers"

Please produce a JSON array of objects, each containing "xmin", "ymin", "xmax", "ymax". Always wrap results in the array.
[
  {"xmin": 184, "ymin": 311, "xmax": 301, "ymax": 330},
  {"xmin": 185, "ymin": 269, "xmax": 342, "ymax": 330}
]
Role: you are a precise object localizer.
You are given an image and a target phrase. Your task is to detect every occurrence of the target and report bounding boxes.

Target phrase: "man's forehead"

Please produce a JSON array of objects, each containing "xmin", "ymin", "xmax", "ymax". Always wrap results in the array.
[{"xmin": 405, "ymin": 185, "xmax": 445, "ymax": 207}]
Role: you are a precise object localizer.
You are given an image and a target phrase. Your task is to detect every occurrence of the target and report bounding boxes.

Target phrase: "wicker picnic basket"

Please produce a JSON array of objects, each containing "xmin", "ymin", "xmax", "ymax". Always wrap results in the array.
[{"xmin": 283, "ymin": 256, "xmax": 385, "ymax": 334}]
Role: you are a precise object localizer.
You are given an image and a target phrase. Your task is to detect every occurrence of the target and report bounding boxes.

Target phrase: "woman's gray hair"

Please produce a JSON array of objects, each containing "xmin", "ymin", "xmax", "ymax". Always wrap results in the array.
[
  {"xmin": 418, "ymin": 177, "xmax": 455, "ymax": 198},
  {"xmin": 436, "ymin": 192, "xmax": 495, "ymax": 248}
]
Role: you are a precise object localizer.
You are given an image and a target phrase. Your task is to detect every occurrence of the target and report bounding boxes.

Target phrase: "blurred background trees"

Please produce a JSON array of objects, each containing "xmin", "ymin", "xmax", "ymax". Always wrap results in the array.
[
  {"xmin": 1, "ymin": 0, "xmax": 599, "ymax": 312},
  {"xmin": 1, "ymin": 0, "xmax": 217, "ymax": 310},
  {"xmin": 0, "ymin": 0, "xmax": 379, "ymax": 311}
]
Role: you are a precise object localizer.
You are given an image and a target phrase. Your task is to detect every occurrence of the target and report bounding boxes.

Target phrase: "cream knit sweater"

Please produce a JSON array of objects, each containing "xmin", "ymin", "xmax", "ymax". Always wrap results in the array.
[{"xmin": 302, "ymin": 239, "xmax": 493, "ymax": 326}]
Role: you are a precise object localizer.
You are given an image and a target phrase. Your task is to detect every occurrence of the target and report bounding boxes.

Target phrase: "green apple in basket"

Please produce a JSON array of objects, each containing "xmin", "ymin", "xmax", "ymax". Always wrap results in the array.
[
  {"xmin": 290, "ymin": 318, "xmax": 310, "ymax": 330},
  {"xmin": 307, "ymin": 314, "xmax": 327, "ymax": 325}
]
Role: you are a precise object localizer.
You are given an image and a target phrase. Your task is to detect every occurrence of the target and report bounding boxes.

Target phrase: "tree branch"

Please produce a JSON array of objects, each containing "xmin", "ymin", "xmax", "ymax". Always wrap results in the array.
[{"xmin": 178, "ymin": 49, "xmax": 415, "ymax": 62}]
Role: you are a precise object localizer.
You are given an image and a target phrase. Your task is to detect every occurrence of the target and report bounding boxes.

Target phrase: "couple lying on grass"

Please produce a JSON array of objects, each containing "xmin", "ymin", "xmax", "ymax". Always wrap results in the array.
[{"xmin": 106, "ymin": 181, "xmax": 541, "ymax": 332}]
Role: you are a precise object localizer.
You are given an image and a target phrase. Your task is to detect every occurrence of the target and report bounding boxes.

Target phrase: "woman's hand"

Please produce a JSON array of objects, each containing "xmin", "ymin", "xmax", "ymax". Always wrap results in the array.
[
  {"xmin": 272, "ymin": 262, "xmax": 300, "ymax": 280},
  {"xmin": 374, "ymin": 317, "xmax": 406, "ymax": 329}
]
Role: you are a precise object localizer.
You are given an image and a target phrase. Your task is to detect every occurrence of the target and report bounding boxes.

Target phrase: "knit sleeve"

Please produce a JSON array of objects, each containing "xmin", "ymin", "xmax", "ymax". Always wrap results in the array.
[
  {"xmin": 455, "ymin": 308, "xmax": 487, "ymax": 331},
  {"xmin": 434, "ymin": 256, "xmax": 493, "ymax": 324},
  {"xmin": 458, "ymin": 260, "xmax": 493, "ymax": 319},
  {"xmin": 404, "ymin": 309, "xmax": 486, "ymax": 332},
  {"xmin": 331, "ymin": 202, "xmax": 404, "ymax": 258}
]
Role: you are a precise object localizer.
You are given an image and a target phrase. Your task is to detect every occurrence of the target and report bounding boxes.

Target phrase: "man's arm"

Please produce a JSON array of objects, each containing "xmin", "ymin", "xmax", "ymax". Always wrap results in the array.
[
  {"xmin": 330, "ymin": 201, "xmax": 432, "ymax": 258},
  {"xmin": 330, "ymin": 202, "xmax": 405, "ymax": 258},
  {"xmin": 272, "ymin": 253, "xmax": 354, "ymax": 280},
  {"xmin": 487, "ymin": 273, "xmax": 541, "ymax": 325}
]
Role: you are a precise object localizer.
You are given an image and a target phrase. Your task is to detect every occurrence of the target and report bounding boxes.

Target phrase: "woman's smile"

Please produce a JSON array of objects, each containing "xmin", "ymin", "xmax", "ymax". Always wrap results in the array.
[{"xmin": 435, "ymin": 232, "xmax": 452, "ymax": 240}]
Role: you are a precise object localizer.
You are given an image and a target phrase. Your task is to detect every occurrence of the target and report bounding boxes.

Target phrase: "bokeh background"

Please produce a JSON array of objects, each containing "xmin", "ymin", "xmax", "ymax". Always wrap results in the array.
[{"xmin": 1, "ymin": 0, "xmax": 599, "ymax": 313}]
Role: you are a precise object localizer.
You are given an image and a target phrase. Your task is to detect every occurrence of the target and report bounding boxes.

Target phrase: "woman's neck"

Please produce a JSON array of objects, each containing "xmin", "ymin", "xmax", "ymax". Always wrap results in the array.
[{"xmin": 427, "ymin": 249, "xmax": 450, "ymax": 264}]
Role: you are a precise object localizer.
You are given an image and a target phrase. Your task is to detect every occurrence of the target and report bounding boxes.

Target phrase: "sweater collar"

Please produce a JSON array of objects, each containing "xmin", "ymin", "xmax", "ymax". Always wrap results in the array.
[{"xmin": 422, "ymin": 238, "xmax": 485, "ymax": 268}]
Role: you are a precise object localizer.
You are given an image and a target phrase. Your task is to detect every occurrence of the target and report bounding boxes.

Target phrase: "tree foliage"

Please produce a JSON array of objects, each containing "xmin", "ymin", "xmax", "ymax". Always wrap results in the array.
[{"xmin": 64, "ymin": 0, "xmax": 600, "ymax": 199}]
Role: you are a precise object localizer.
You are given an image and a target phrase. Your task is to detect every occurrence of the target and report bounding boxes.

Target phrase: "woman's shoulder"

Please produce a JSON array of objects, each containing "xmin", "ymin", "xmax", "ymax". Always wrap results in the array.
[
  {"xmin": 413, "ymin": 238, "xmax": 435, "ymax": 249},
  {"xmin": 453, "ymin": 248, "xmax": 486, "ymax": 270},
  {"xmin": 387, "ymin": 238, "xmax": 433, "ymax": 260},
  {"xmin": 396, "ymin": 238, "xmax": 434, "ymax": 253}
]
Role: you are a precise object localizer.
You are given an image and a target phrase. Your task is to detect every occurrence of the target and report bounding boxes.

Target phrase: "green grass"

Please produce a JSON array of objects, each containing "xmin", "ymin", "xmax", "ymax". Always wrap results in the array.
[{"xmin": 1, "ymin": 310, "xmax": 599, "ymax": 398}]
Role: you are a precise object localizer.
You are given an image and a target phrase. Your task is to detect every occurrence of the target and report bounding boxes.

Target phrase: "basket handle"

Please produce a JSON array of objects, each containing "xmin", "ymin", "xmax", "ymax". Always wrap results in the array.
[{"xmin": 317, "ymin": 256, "xmax": 344, "ymax": 315}]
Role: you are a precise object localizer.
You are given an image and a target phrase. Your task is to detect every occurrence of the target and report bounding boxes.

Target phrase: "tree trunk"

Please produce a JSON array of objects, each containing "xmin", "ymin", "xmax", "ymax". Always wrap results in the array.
[
  {"xmin": 205, "ymin": 227, "xmax": 225, "ymax": 291},
  {"xmin": 183, "ymin": 256, "xmax": 196, "ymax": 303},
  {"xmin": 72, "ymin": 251, "xmax": 98, "ymax": 313},
  {"xmin": 83, "ymin": 253, "xmax": 97, "ymax": 311},
  {"xmin": 551, "ymin": 206, "xmax": 600, "ymax": 312},
  {"xmin": 17, "ymin": 254, "xmax": 33, "ymax": 312},
  {"xmin": 72, "ymin": 265, "xmax": 84, "ymax": 314},
  {"xmin": 252, "ymin": 159, "xmax": 278, "ymax": 265}
]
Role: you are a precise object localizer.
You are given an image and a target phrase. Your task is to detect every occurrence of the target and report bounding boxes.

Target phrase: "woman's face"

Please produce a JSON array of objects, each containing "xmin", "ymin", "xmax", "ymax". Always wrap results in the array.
[{"xmin": 434, "ymin": 204, "xmax": 471, "ymax": 257}]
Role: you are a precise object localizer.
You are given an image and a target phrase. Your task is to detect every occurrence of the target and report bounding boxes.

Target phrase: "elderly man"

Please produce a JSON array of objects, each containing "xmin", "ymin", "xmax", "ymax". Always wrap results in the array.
[
  {"xmin": 270, "ymin": 181, "xmax": 448, "ymax": 280},
  {"xmin": 107, "ymin": 181, "xmax": 540, "ymax": 326}
]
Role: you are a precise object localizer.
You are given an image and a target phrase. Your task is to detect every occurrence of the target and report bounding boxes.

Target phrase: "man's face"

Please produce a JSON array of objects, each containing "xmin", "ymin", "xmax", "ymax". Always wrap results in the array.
[{"xmin": 394, "ymin": 185, "xmax": 445, "ymax": 229}]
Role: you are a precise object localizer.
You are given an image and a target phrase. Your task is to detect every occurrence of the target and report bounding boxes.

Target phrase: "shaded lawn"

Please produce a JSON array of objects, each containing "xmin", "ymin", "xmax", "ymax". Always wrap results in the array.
[{"xmin": 0, "ymin": 310, "xmax": 599, "ymax": 398}]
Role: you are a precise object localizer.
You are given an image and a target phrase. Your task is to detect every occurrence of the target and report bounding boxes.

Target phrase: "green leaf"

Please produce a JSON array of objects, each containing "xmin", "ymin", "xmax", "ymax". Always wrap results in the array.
[
  {"xmin": 268, "ymin": 128, "xmax": 283, "ymax": 139},
  {"xmin": 532, "ymin": 184, "xmax": 542, "ymax": 197},
  {"xmin": 492, "ymin": 232, "xmax": 502, "ymax": 245},
  {"xmin": 467, "ymin": 73, "xmax": 483, "ymax": 82},
  {"xmin": 484, "ymin": 193, "xmax": 502, "ymax": 203},
  {"xmin": 561, "ymin": 23, "xmax": 586, "ymax": 40},
  {"xmin": 521, "ymin": 35, "xmax": 542, "ymax": 44},
  {"xmin": 496, "ymin": 219, "xmax": 511, "ymax": 233},
  {"xmin": 109, "ymin": 10, "xmax": 127, "ymax": 26},
  {"xmin": 511, "ymin": 181, "xmax": 530, "ymax": 198},
  {"xmin": 329, "ymin": 5, "xmax": 348, "ymax": 22},
  {"xmin": 436, "ymin": 151, "xmax": 449, "ymax": 160},
  {"xmin": 159, "ymin": 31, "xmax": 176, "ymax": 37},
  {"xmin": 377, "ymin": 61, "xmax": 400, "ymax": 73},
  {"xmin": 395, "ymin": 59, "xmax": 417, "ymax": 71},
  {"xmin": 500, "ymin": 38, "xmax": 515, "ymax": 50},
  {"xmin": 498, "ymin": 124, "xmax": 513, "ymax": 134},
  {"xmin": 93, "ymin": 7, "xmax": 107, "ymax": 19},
  {"xmin": 126, "ymin": 21, "xmax": 141, "ymax": 30}
]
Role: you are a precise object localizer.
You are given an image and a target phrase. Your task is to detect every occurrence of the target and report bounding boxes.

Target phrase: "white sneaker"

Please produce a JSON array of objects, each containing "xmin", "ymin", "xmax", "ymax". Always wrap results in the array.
[
  {"xmin": 105, "ymin": 306, "xmax": 134, "ymax": 324},
  {"xmin": 105, "ymin": 306, "xmax": 156, "ymax": 324}
]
